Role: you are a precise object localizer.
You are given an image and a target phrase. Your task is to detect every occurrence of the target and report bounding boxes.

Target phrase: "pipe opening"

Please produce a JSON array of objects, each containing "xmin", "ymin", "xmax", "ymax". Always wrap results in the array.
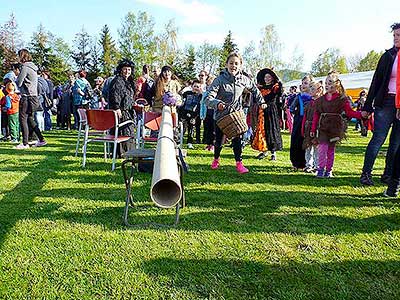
[{"xmin": 151, "ymin": 179, "xmax": 181, "ymax": 208}]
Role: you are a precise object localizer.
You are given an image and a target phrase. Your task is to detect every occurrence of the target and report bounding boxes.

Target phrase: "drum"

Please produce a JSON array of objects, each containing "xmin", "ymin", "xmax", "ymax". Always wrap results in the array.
[{"xmin": 216, "ymin": 110, "xmax": 248, "ymax": 139}]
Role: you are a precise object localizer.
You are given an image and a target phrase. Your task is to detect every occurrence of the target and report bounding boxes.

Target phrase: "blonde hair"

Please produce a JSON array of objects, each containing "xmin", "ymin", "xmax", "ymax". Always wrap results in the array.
[
  {"xmin": 206, "ymin": 74, "xmax": 216, "ymax": 86},
  {"xmin": 226, "ymin": 52, "xmax": 243, "ymax": 65},
  {"xmin": 309, "ymin": 81, "xmax": 323, "ymax": 98},
  {"xmin": 327, "ymin": 70, "xmax": 346, "ymax": 96},
  {"xmin": 302, "ymin": 74, "xmax": 314, "ymax": 83}
]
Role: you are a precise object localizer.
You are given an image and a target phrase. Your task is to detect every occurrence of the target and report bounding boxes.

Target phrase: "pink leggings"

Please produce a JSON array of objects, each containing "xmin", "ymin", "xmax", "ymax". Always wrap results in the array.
[{"xmin": 318, "ymin": 142, "xmax": 336, "ymax": 172}]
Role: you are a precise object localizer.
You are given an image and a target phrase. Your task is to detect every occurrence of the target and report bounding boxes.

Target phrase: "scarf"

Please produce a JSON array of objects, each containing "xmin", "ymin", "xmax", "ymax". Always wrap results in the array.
[
  {"xmin": 298, "ymin": 93, "xmax": 312, "ymax": 116},
  {"xmin": 260, "ymin": 83, "xmax": 279, "ymax": 97},
  {"xmin": 396, "ymin": 49, "xmax": 400, "ymax": 108}
]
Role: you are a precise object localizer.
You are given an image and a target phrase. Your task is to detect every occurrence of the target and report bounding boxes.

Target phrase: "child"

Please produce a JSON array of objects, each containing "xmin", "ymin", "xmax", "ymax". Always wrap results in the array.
[
  {"xmin": 289, "ymin": 75, "xmax": 313, "ymax": 170},
  {"xmin": 2, "ymin": 82, "xmax": 20, "ymax": 143},
  {"xmin": 0, "ymin": 83, "xmax": 7, "ymax": 140},
  {"xmin": 205, "ymin": 52, "xmax": 266, "ymax": 173},
  {"xmin": 200, "ymin": 74, "xmax": 216, "ymax": 151},
  {"xmin": 310, "ymin": 71, "xmax": 363, "ymax": 178},
  {"xmin": 302, "ymin": 81, "xmax": 323, "ymax": 173},
  {"xmin": 181, "ymin": 80, "xmax": 202, "ymax": 149}
]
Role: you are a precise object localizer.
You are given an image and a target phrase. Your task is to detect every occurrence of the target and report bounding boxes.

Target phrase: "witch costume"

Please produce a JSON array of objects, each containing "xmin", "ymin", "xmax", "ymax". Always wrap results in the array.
[{"xmin": 253, "ymin": 68, "xmax": 283, "ymax": 159}]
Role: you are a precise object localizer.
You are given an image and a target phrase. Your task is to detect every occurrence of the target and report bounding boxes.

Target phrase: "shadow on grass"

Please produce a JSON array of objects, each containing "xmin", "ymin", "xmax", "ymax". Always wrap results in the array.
[
  {"xmin": 142, "ymin": 257, "xmax": 400, "ymax": 299},
  {"xmin": 181, "ymin": 164, "xmax": 370, "ymax": 187},
  {"xmin": 0, "ymin": 129, "xmax": 398, "ymax": 245},
  {"xmin": 21, "ymin": 184, "xmax": 399, "ymax": 235},
  {"xmin": 0, "ymin": 155, "xmax": 66, "ymax": 250}
]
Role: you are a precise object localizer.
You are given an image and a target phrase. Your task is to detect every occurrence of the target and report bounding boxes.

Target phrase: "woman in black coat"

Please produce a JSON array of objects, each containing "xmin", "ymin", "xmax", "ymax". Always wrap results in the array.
[
  {"xmin": 108, "ymin": 59, "xmax": 136, "ymax": 138},
  {"xmin": 108, "ymin": 59, "xmax": 136, "ymax": 154}
]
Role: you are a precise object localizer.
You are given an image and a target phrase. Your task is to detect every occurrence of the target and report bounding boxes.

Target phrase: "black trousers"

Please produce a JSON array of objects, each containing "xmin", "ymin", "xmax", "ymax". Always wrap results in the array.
[
  {"xmin": 214, "ymin": 125, "xmax": 242, "ymax": 162},
  {"xmin": 19, "ymin": 96, "xmax": 44, "ymax": 145},
  {"xmin": 203, "ymin": 109, "xmax": 215, "ymax": 145},
  {"xmin": 290, "ymin": 115, "xmax": 306, "ymax": 169},
  {"xmin": 393, "ymin": 147, "xmax": 400, "ymax": 181}
]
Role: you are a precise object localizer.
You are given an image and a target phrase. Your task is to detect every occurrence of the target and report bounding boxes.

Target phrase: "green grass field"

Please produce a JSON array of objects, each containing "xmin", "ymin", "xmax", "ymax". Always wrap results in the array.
[{"xmin": 0, "ymin": 129, "xmax": 399, "ymax": 300}]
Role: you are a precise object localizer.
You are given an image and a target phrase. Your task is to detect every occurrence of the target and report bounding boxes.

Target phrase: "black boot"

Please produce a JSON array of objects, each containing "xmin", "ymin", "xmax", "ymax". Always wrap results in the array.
[{"xmin": 384, "ymin": 178, "xmax": 400, "ymax": 197}]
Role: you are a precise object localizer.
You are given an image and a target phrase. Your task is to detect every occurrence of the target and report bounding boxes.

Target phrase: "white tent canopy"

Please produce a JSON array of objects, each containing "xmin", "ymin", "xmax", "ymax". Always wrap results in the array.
[{"xmin": 283, "ymin": 70, "xmax": 375, "ymax": 90}]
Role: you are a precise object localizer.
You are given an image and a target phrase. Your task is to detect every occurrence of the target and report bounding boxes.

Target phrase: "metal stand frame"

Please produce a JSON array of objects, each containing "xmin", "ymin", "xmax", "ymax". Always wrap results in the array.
[{"xmin": 121, "ymin": 150, "xmax": 185, "ymax": 228}]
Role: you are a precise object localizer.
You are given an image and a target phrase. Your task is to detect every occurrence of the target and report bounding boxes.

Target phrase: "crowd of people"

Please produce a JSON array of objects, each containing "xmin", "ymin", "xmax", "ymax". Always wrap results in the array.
[{"xmin": 1, "ymin": 23, "xmax": 399, "ymax": 197}]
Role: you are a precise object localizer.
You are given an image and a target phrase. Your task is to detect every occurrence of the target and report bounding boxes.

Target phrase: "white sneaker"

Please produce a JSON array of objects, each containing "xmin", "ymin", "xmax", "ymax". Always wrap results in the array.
[
  {"xmin": 187, "ymin": 143, "xmax": 194, "ymax": 149},
  {"xmin": 15, "ymin": 143, "xmax": 29, "ymax": 149}
]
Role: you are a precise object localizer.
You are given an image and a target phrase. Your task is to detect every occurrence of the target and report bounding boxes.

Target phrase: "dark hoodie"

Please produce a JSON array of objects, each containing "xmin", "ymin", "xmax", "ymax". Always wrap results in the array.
[
  {"xmin": 16, "ymin": 61, "xmax": 39, "ymax": 97},
  {"xmin": 364, "ymin": 46, "xmax": 398, "ymax": 112}
]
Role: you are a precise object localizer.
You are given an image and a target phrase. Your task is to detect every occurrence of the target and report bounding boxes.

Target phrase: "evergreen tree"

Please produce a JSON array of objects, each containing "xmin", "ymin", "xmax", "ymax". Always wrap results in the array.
[
  {"xmin": 72, "ymin": 26, "xmax": 92, "ymax": 70},
  {"xmin": 30, "ymin": 24, "xmax": 70, "ymax": 85},
  {"xmin": 0, "ymin": 13, "xmax": 23, "ymax": 75},
  {"xmin": 180, "ymin": 45, "xmax": 196, "ymax": 81},
  {"xmin": 219, "ymin": 31, "xmax": 238, "ymax": 71},
  {"xmin": 48, "ymin": 36, "xmax": 72, "ymax": 85},
  {"xmin": 99, "ymin": 24, "xmax": 119, "ymax": 76},
  {"xmin": 50, "ymin": 36, "xmax": 73, "ymax": 68},
  {"xmin": 169, "ymin": 49, "xmax": 184, "ymax": 81},
  {"xmin": 88, "ymin": 37, "xmax": 102, "ymax": 82},
  {"xmin": 47, "ymin": 54, "xmax": 69, "ymax": 85},
  {"xmin": 30, "ymin": 24, "xmax": 52, "ymax": 70}
]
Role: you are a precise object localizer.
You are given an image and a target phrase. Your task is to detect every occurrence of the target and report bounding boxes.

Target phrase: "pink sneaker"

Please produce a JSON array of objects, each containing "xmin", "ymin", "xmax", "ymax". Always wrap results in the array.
[
  {"xmin": 15, "ymin": 143, "xmax": 29, "ymax": 149},
  {"xmin": 211, "ymin": 158, "xmax": 220, "ymax": 169},
  {"xmin": 236, "ymin": 161, "xmax": 249, "ymax": 174}
]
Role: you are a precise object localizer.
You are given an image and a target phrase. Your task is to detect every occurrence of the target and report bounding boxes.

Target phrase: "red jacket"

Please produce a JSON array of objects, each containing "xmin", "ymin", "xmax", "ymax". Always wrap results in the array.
[{"xmin": 1, "ymin": 93, "xmax": 20, "ymax": 115}]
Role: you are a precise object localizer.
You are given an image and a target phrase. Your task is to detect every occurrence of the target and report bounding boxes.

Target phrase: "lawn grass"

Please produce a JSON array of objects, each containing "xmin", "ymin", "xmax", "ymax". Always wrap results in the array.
[{"xmin": 0, "ymin": 128, "xmax": 399, "ymax": 300}]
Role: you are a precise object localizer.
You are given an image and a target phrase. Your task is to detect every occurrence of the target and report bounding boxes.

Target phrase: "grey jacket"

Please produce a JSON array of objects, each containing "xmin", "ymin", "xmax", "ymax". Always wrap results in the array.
[
  {"xmin": 205, "ymin": 69, "xmax": 264, "ymax": 121},
  {"xmin": 16, "ymin": 62, "xmax": 38, "ymax": 96}
]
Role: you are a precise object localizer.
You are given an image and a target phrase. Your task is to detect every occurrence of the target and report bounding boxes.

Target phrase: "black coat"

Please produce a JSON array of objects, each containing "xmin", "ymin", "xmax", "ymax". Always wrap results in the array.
[
  {"xmin": 108, "ymin": 75, "xmax": 136, "ymax": 137},
  {"xmin": 108, "ymin": 75, "xmax": 136, "ymax": 111},
  {"xmin": 364, "ymin": 46, "xmax": 398, "ymax": 112}
]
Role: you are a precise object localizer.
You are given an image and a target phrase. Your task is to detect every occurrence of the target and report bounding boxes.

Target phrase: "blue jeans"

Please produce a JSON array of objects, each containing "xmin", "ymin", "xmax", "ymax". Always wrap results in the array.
[
  {"xmin": 362, "ymin": 97, "xmax": 400, "ymax": 176},
  {"xmin": 44, "ymin": 107, "xmax": 52, "ymax": 130}
]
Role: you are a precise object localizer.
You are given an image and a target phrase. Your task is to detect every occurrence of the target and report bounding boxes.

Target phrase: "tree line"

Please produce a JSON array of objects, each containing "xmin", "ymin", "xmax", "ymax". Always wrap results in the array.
[{"xmin": 0, "ymin": 12, "xmax": 382, "ymax": 86}]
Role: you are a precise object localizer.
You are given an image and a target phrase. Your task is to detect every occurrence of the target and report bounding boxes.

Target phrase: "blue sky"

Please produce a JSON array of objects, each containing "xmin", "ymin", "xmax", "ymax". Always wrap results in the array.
[{"xmin": 1, "ymin": 0, "xmax": 399, "ymax": 71}]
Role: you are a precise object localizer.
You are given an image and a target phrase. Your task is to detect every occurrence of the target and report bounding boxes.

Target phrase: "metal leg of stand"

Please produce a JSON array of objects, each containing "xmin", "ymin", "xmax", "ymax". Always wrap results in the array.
[
  {"xmin": 178, "ymin": 162, "xmax": 186, "ymax": 208},
  {"xmin": 122, "ymin": 157, "xmax": 185, "ymax": 228},
  {"xmin": 122, "ymin": 159, "xmax": 135, "ymax": 226}
]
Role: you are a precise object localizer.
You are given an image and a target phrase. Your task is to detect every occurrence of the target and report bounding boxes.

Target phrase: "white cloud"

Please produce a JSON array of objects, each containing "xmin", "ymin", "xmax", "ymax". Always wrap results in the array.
[{"xmin": 136, "ymin": 0, "xmax": 223, "ymax": 26}]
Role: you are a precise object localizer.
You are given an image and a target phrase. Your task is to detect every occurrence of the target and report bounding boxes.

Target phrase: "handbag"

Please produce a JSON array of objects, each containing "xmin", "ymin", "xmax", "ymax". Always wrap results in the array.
[{"xmin": 43, "ymin": 93, "xmax": 53, "ymax": 108}]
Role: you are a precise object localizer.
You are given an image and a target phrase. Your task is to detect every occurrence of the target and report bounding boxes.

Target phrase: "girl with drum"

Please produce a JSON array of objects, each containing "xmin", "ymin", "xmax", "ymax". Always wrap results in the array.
[{"xmin": 205, "ymin": 52, "xmax": 266, "ymax": 173}]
